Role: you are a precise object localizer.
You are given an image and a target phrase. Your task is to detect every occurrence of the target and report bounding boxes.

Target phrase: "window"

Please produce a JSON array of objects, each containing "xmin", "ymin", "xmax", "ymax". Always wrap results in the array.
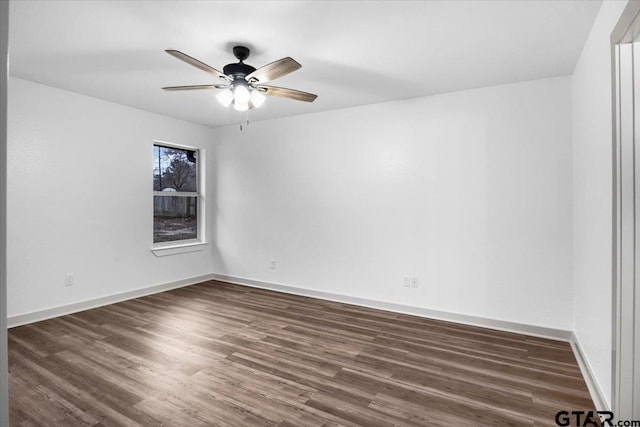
[{"xmin": 153, "ymin": 143, "xmax": 200, "ymax": 244}]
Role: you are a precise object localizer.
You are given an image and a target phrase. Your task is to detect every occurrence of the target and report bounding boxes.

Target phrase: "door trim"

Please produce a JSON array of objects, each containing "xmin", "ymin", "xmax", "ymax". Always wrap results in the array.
[{"xmin": 611, "ymin": 0, "xmax": 640, "ymax": 418}]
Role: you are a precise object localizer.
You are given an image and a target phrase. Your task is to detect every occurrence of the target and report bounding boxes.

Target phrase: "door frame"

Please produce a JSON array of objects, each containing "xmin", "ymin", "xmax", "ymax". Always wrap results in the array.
[
  {"xmin": 611, "ymin": 0, "xmax": 640, "ymax": 419},
  {"xmin": 0, "ymin": 0, "xmax": 8, "ymax": 425}
]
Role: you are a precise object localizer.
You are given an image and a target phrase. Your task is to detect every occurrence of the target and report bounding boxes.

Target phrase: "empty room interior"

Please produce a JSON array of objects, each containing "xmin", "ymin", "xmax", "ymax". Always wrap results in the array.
[{"xmin": 1, "ymin": 0, "xmax": 640, "ymax": 425}]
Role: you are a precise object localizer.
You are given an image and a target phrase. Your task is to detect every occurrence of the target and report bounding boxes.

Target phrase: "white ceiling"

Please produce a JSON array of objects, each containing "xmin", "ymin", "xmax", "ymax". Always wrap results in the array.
[{"xmin": 9, "ymin": 0, "xmax": 602, "ymax": 128}]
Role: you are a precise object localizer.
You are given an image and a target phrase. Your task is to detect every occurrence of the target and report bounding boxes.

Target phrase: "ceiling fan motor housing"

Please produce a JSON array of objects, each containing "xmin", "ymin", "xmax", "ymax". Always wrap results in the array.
[
  {"xmin": 222, "ymin": 45, "xmax": 256, "ymax": 81},
  {"xmin": 223, "ymin": 62, "xmax": 256, "ymax": 80}
]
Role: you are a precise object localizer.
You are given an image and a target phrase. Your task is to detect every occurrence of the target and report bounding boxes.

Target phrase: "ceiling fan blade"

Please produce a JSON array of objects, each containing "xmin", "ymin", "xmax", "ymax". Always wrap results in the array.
[
  {"xmin": 165, "ymin": 49, "xmax": 230, "ymax": 81},
  {"xmin": 245, "ymin": 57, "xmax": 301, "ymax": 83},
  {"xmin": 256, "ymin": 85, "xmax": 317, "ymax": 102},
  {"xmin": 162, "ymin": 84, "xmax": 229, "ymax": 91}
]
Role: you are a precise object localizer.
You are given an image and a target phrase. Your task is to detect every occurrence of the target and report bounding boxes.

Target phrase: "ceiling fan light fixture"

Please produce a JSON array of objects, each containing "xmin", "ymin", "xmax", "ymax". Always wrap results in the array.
[
  {"xmin": 216, "ymin": 88, "xmax": 234, "ymax": 107},
  {"xmin": 250, "ymin": 89, "xmax": 266, "ymax": 108},
  {"xmin": 233, "ymin": 101, "xmax": 250, "ymax": 112},
  {"xmin": 233, "ymin": 83, "xmax": 251, "ymax": 105}
]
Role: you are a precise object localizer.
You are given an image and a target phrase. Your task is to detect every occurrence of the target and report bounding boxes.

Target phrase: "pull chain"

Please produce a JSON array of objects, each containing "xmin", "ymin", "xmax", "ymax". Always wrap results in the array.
[{"xmin": 239, "ymin": 110, "xmax": 250, "ymax": 131}]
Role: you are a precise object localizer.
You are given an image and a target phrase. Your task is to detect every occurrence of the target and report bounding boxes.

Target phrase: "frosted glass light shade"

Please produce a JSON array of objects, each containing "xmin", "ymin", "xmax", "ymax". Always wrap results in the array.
[
  {"xmin": 233, "ymin": 84, "xmax": 250, "ymax": 104},
  {"xmin": 216, "ymin": 89, "xmax": 233, "ymax": 107},
  {"xmin": 250, "ymin": 90, "xmax": 266, "ymax": 108},
  {"xmin": 233, "ymin": 101, "xmax": 249, "ymax": 111}
]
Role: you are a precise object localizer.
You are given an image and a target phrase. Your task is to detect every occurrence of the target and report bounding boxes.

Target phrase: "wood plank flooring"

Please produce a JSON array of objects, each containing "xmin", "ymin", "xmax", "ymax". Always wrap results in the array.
[{"xmin": 9, "ymin": 280, "xmax": 596, "ymax": 426}]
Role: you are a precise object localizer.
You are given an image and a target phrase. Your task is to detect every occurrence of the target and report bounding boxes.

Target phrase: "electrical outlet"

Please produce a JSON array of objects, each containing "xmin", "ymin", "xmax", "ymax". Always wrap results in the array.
[
  {"xmin": 65, "ymin": 273, "xmax": 74, "ymax": 287},
  {"xmin": 270, "ymin": 259, "xmax": 277, "ymax": 270},
  {"xmin": 403, "ymin": 276, "xmax": 418, "ymax": 288}
]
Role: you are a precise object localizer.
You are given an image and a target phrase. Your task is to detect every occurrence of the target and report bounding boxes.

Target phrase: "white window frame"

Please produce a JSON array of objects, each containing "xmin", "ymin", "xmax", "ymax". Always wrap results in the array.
[{"xmin": 151, "ymin": 140, "xmax": 206, "ymax": 256}]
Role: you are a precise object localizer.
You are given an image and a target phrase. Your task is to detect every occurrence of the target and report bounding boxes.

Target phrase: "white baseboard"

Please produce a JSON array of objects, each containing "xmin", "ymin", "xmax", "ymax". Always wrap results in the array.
[
  {"xmin": 570, "ymin": 332, "xmax": 609, "ymax": 411},
  {"xmin": 7, "ymin": 273, "xmax": 216, "ymax": 328},
  {"xmin": 210, "ymin": 273, "xmax": 573, "ymax": 342}
]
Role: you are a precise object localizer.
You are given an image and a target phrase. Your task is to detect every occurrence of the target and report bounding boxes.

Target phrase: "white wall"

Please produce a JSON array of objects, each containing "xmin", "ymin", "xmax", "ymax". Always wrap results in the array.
[
  {"xmin": 211, "ymin": 76, "xmax": 573, "ymax": 330},
  {"xmin": 572, "ymin": 0, "xmax": 628, "ymax": 408},
  {"xmin": 7, "ymin": 77, "xmax": 216, "ymax": 318}
]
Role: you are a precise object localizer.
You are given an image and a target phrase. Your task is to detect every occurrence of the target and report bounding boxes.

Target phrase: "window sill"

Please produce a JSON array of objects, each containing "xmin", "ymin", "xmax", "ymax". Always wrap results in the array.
[{"xmin": 151, "ymin": 241, "xmax": 208, "ymax": 257}]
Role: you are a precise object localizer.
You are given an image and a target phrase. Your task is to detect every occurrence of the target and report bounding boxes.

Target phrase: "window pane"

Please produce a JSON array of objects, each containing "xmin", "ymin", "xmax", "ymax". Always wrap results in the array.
[
  {"xmin": 153, "ymin": 145, "xmax": 197, "ymax": 192},
  {"xmin": 153, "ymin": 196, "xmax": 198, "ymax": 243}
]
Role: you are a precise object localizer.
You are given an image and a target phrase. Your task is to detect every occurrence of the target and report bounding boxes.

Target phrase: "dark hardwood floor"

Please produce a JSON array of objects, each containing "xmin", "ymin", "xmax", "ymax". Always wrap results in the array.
[{"xmin": 9, "ymin": 280, "xmax": 596, "ymax": 426}]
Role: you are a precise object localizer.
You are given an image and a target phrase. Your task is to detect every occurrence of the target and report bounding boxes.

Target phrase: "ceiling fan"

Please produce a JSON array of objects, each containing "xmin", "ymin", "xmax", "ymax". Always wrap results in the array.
[{"xmin": 162, "ymin": 45, "xmax": 317, "ymax": 111}]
